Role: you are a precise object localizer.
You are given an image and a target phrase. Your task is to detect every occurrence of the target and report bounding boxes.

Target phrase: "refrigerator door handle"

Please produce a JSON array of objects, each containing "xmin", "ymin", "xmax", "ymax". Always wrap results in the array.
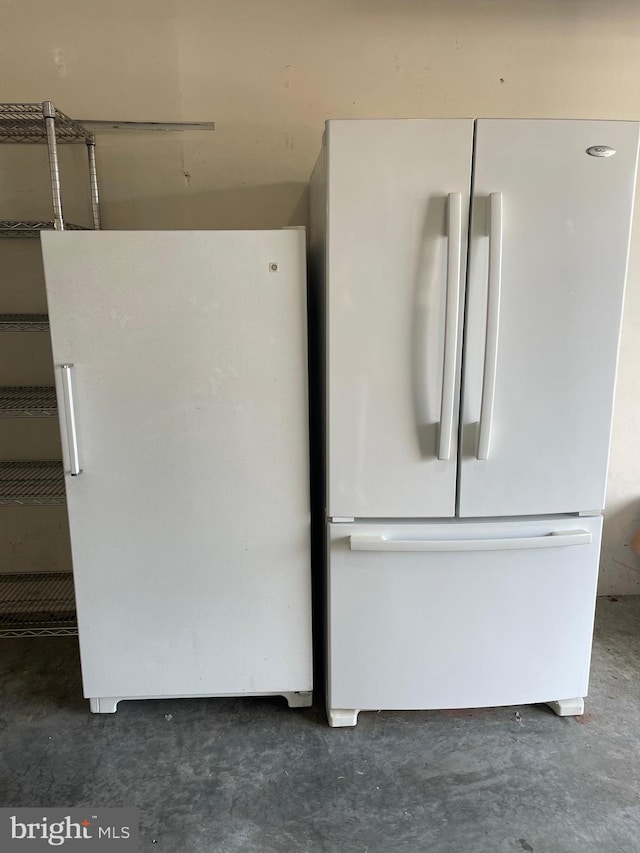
[
  {"xmin": 60, "ymin": 363, "xmax": 83, "ymax": 476},
  {"xmin": 438, "ymin": 192, "xmax": 462, "ymax": 461},
  {"xmin": 349, "ymin": 529, "xmax": 592, "ymax": 552},
  {"xmin": 477, "ymin": 192, "xmax": 503, "ymax": 460}
]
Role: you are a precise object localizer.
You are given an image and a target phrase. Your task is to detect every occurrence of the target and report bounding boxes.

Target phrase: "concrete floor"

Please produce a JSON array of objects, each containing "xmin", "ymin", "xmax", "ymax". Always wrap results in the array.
[{"xmin": 1, "ymin": 597, "xmax": 639, "ymax": 853}]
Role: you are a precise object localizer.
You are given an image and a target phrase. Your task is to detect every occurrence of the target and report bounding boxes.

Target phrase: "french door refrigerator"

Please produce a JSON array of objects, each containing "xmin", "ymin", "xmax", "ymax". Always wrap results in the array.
[
  {"xmin": 310, "ymin": 118, "xmax": 639, "ymax": 727},
  {"xmin": 41, "ymin": 230, "xmax": 312, "ymax": 713}
]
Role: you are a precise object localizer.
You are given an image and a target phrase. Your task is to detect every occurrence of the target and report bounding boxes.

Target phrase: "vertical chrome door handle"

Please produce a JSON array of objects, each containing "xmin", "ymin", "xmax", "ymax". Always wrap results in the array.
[
  {"xmin": 60, "ymin": 364, "xmax": 82, "ymax": 475},
  {"xmin": 438, "ymin": 192, "xmax": 462, "ymax": 461},
  {"xmin": 477, "ymin": 192, "xmax": 503, "ymax": 460}
]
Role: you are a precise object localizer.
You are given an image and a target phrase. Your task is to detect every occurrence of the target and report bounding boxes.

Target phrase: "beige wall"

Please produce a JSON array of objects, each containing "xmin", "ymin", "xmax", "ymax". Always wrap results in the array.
[{"xmin": 2, "ymin": 0, "xmax": 640, "ymax": 591}]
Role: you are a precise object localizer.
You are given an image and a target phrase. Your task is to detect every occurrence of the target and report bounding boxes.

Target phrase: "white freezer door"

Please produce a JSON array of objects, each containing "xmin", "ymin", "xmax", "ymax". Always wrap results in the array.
[
  {"xmin": 324, "ymin": 119, "xmax": 474, "ymax": 518},
  {"xmin": 41, "ymin": 231, "xmax": 312, "ymax": 701},
  {"xmin": 459, "ymin": 119, "xmax": 639, "ymax": 517},
  {"xmin": 328, "ymin": 516, "xmax": 602, "ymax": 713}
]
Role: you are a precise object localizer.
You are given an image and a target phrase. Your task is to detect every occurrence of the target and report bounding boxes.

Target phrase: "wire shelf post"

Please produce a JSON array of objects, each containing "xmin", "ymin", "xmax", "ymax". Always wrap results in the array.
[
  {"xmin": 42, "ymin": 101, "xmax": 65, "ymax": 231},
  {"xmin": 87, "ymin": 137, "xmax": 101, "ymax": 230}
]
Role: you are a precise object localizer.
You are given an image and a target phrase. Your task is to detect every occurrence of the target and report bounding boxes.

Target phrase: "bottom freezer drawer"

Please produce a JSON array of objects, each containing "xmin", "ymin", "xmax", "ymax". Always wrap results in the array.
[{"xmin": 328, "ymin": 516, "xmax": 602, "ymax": 711}]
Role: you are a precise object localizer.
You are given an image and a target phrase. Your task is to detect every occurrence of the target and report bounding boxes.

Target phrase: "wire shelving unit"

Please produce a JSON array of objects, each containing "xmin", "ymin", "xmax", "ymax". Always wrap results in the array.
[
  {"xmin": 0, "ymin": 101, "xmax": 101, "ymax": 236},
  {"xmin": 0, "ymin": 101, "xmax": 95, "ymax": 635}
]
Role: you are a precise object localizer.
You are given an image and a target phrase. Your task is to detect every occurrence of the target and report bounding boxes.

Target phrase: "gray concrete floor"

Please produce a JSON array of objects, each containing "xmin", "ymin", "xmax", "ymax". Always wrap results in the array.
[{"xmin": 1, "ymin": 596, "xmax": 640, "ymax": 853}]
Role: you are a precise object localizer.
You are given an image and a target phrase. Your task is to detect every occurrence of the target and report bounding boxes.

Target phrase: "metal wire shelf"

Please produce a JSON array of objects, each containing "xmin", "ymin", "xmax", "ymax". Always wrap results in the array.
[
  {"xmin": 0, "ymin": 101, "xmax": 100, "ymax": 231},
  {"xmin": 0, "ymin": 572, "xmax": 77, "ymax": 637},
  {"xmin": 0, "ymin": 103, "xmax": 92, "ymax": 144},
  {"xmin": 0, "ymin": 314, "xmax": 49, "ymax": 332},
  {"xmin": 0, "ymin": 461, "xmax": 66, "ymax": 506},
  {"xmin": 0, "ymin": 220, "xmax": 88, "ymax": 238},
  {"xmin": 0, "ymin": 387, "xmax": 57, "ymax": 417}
]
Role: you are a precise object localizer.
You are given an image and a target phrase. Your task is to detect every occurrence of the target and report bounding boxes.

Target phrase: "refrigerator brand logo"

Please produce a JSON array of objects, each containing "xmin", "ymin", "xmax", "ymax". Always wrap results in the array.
[
  {"xmin": 1, "ymin": 809, "xmax": 139, "ymax": 850},
  {"xmin": 586, "ymin": 145, "xmax": 616, "ymax": 157}
]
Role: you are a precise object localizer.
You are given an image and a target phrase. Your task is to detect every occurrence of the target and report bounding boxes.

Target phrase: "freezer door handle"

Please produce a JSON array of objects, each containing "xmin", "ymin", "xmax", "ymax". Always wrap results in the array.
[
  {"xmin": 477, "ymin": 192, "xmax": 503, "ymax": 460},
  {"xmin": 60, "ymin": 363, "xmax": 82, "ymax": 476},
  {"xmin": 349, "ymin": 529, "xmax": 592, "ymax": 552},
  {"xmin": 438, "ymin": 192, "xmax": 462, "ymax": 461}
]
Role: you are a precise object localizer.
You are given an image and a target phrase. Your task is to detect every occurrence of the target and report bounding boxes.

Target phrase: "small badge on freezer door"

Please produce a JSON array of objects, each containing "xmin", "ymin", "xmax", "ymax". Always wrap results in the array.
[{"xmin": 586, "ymin": 145, "xmax": 616, "ymax": 157}]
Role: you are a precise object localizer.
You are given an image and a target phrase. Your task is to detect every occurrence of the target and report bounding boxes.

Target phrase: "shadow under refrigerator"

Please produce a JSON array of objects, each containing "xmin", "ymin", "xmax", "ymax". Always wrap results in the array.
[
  {"xmin": 41, "ymin": 230, "xmax": 313, "ymax": 713},
  {"xmin": 310, "ymin": 118, "xmax": 639, "ymax": 727}
]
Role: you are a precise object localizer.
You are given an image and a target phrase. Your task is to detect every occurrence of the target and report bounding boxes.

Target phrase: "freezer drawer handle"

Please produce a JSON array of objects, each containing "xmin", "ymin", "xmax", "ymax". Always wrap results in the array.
[
  {"xmin": 349, "ymin": 529, "xmax": 592, "ymax": 552},
  {"xmin": 477, "ymin": 192, "xmax": 503, "ymax": 460},
  {"xmin": 438, "ymin": 192, "xmax": 462, "ymax": 461},
  {"xmin": 60, "ymin": 364, "xmax": 82, "ymax": 476}
]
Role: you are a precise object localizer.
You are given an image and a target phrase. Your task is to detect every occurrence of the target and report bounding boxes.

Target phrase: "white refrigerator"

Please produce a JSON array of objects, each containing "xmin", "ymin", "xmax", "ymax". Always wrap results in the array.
[
  {"xmin": 310, "ymin": 119, "xmax": 639, "ymax": 727},
  {"xmin": 41, "ymin": 230, "xmax": 313, "ymax": 713}
]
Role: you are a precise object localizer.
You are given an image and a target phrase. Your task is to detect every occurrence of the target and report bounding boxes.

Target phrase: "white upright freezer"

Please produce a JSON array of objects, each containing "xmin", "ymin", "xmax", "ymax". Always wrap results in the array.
[
  {"xmin": 41, "ymin": 230, "xmax": 313, "ymax": 713},
  {"xmin": 310, "ymin": 119, "xmax": 639, "ymax": 726}
]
